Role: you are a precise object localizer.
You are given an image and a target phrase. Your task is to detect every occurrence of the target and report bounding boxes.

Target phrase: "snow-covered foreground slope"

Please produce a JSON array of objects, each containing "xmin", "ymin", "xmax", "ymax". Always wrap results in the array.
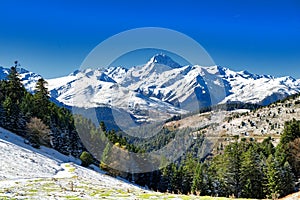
[{"xmin": 0, "ymin": 127, "xmax": 155, "ymax": 199}]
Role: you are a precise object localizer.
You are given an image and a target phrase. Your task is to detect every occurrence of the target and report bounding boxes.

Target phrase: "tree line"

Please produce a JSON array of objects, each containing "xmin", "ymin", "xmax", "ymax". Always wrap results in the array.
[{"xmin": 0, "ymin": 63, "xmax": 83, "ymax": 156}]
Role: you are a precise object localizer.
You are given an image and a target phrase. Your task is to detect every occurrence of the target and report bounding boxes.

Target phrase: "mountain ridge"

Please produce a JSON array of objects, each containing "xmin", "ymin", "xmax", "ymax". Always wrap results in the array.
[{"xmin": 1, "ymin": 55, "xmax": 300, "ymax": 124}]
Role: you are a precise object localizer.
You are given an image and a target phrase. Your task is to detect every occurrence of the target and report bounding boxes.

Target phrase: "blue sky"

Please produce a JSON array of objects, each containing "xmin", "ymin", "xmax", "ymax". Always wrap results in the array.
[{"xmin": 0, "ymin": 0, "xmax": 299, "ymax": 78}]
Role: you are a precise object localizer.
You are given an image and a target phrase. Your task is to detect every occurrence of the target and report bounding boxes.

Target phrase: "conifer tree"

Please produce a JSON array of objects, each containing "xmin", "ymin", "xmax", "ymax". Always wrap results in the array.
[
  {"xmin": 280, "ymin": 119, "xmax": 300, "ymax": 145},
  {"xmin": 33, "ymin": 78, "xmax": 50, "ymax": 123},
  {"xmin": 20, "ymin": 92, "xmax": 34, "ymax": 119},
  {"xmin": 191, "ymin": 163, "xmax": 207, "ymax": 195},
  {"xmin": 100, "ymin": 143, "xmax": 111, "ymax": 169},
  {"xmin": 170, "ymin": 163, "xmax": 181, "ymax": 193},
  {"xmin": 159, "ymin": 164, "xmax": 172, "ymax": 192},
  {"xmin": 6, "ymin": 62, "xmax": 25, "ymax": 102},
  {"xmin": 223, "ymin": 142, "xmax": 242, "ymax": 197},
  {"xmin": 281, "ymin": 161, "xmax": 295, "ymax": 196},
  {"xmin": 240, "ymin": 146, "xmax": 264, "ymax": 198},
  {"xmin": 265, "ymin": 155, "xmax": 283, "ymax": 198},
  {"xmin": 3, "ymin": 62, "xmax": 26, "ymax": 131}
]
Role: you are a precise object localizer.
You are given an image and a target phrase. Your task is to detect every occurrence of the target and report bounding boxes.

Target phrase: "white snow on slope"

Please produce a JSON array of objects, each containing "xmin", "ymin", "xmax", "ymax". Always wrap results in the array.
[
  {"xmin": 0, "ymin": 127, "xmax": 152, "ymax": 199},
  {"xmin": 220, "ymin": 68, "xmax": 300, "ymax": 105},
  {"xmin": 0, "ymin": 126, "xmax": 80, "ymax": 180},
  {"xmin": 0, "ymin": 127, "xmax": 203, "ymax": 199}
]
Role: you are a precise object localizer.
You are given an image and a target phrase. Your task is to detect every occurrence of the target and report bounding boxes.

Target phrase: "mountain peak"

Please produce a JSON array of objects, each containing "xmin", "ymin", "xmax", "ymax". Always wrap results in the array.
[{"xmin": 148, "ymin": 54, "xmax": 181, "ymax": 68}]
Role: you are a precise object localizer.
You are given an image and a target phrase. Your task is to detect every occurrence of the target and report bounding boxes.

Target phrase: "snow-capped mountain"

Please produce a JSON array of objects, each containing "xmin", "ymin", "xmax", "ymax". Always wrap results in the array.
[
  {"xmin": 220, "ymin": 69, "xmax": 300, "ymax": 105},
  {"xmin": 0, "ymin": 66, "xmax": 42, "ymax": 93},
  {"xmin": 1, "ymin": 54, "xmax": 300, "ymax": 123}
]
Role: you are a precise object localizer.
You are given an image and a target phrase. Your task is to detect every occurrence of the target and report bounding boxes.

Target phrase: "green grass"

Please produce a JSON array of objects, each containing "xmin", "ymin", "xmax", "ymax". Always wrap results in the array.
[
  {"xmin": 64, "ymin": 195, "xmax": 81, "ymax": 200},
  {"xmin": 0, "ymin": 176, "xmax": 253, "ymax": 200},
  {"xmin": 0, "ymin": 197, "xmax": 17, "ymax": 200},
  {"xmin": 138, "ymin": 193, "xmax": 163, "ymax": 199},
  {"xmin": 99, "ymin": 192, "xmax": 112, "ymax": 196}
]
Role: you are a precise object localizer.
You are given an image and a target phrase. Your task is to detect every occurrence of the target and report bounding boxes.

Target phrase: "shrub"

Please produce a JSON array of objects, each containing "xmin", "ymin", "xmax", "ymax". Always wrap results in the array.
[
  {"xmin": 26, "ymin": 117, "xmax": 50, "ymax": 148},
  {"xmin": 80, "ymin": 151, "xmax": 93, "ymax": 167}
]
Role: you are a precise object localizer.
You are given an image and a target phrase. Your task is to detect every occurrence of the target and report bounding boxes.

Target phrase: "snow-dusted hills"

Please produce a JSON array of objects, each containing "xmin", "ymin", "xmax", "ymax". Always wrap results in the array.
[{"xmin": 1, "ymin": 54, "xmax": 300, "ymax": 123}]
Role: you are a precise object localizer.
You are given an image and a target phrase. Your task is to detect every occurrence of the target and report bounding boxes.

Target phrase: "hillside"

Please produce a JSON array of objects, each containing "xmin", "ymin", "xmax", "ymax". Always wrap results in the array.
[
  {"xmin": 1, "ymin": 126, "xmax": 264, "ymax": 200},
  {"xmin": 165, "ymin": 93, "xmax": 300, "ymax": 152},
  {"xmin": 0, "ymin": 127, "xmax": 154, "ymax": 199}
]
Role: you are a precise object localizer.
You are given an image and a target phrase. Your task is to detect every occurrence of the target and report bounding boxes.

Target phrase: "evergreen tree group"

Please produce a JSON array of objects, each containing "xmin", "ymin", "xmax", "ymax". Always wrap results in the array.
[
  {"xmin": 156, "ymin": 136, "xmax": 296, "ymax": 199},
  {"xmin": 0, "ymin": 63, "xmax": 83, "ymax": 156}
]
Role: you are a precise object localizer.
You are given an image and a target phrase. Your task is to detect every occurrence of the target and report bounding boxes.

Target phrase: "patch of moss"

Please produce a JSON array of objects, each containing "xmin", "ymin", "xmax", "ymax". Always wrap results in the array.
[
  {"xmin": 0, "ymin": 197, "xmax": 17, "ymax": 200},
  {"xmin": 65, "ymin": 163, "xmax": 71, "ymax": 167},
  {"xmin": 99, "ymin": 192, "xmax": 112, "ymax": 197},
  {"xmin": 68, "ymin": 168, "xmax": 76, "ymax": 173},
  {"xmin": 139, "ymin": 193, "xmax": 162, "ymax": 199},
  {"xmin": 64, "ymin": 195, "xmax": 81, "ymax": 200}
]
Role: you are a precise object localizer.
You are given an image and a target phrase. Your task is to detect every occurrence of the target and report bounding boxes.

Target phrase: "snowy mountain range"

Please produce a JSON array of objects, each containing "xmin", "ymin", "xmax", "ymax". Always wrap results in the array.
[{"xmin": 1, "ymin": 54, "xmax": 300, "ymax": 123}]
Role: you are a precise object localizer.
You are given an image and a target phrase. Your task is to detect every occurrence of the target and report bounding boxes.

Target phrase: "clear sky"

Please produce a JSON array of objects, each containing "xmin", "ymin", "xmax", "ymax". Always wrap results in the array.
[{"xmin": 0, "ymin": 0, "xmax": 299, "ymax": 78}]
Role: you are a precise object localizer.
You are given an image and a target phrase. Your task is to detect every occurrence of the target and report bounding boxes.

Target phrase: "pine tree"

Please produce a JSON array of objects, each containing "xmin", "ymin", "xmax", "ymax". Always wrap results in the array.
[
  {"xmin": 207, "ymin": 154, "xmax": 228, "ymax": 197},
  {"xmin": 0, "ymin": 80, "xmax": 5, "ymax": 126},
  {"xmin": 170, "ymin": 163, "xmax": 181, "ymax": 193},
  {"xmin": 223, "ymin": 142, "xmax": 242, "ymax": 197},
  {"xmin": 191, "ymin": 162, "xmax": 207, "ymax": 195},
  {"xmin": 100, "ymin": 142, "xmax": 111, "ymax": 169},
  {"xmin": 159, "ymin": 164, "xmax": 172, "ymax": 192},
  {"xmin": 100, "ymin": 121, "xmax": 106, "ymax": 133},
  {"xmin": 280, "ymin": 119, "xmax": 300, "ymax": 145},
  {"xmin": 265, "ymin": 155, "xmax": 284, "ymax": 198},
  {"xmin": 281, "ymin": 161, "xmax": 295, "ymax": 196},
  {"xmin": 240, "ymin": 146, "xmax": 264, "ymax": 198},
  {"xmin": 20, "ymin": 92, "xmax": 34, "ymax": 119},
  {"xmin": 261, "ymin": 136, "xmax": 275, "ymax": 157},
  {"xmin": 6, "ymin": 63, "xmax": 25, "ymax": 102},
  {"xmin": 2, "ymin": 63, "xmax": 26, "ymax": 131},
  {"xmin": 0, "ymin": 103, "xmax": 5, "ymax": 127},
  {"xmin": 33, "ymin": 78, "xmax": 50, "ymax": 123},
  {"xmin": 181, "ymin": 153, "xmax": 197, "ymax": 194}
]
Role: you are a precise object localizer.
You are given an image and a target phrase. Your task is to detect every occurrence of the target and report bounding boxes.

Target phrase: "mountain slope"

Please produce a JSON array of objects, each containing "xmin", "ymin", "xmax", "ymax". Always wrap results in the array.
[
  {"xmin": 1, "ymin": 55, "xmax": 300, "ymax": 123},
  {"xmin": 165, "ymin": 92, "xmax": 300, "ymax": 152},
  {"xmin": 220, "ymin": 69, "xmax": 300, "ymax": 105},
  {"xmin": 0, "ymin": 127, "xmax": 153, "ymax": 199}
]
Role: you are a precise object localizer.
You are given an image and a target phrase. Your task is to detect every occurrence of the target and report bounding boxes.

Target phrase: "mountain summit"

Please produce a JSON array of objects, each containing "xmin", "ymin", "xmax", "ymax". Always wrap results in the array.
[{"xmin": 147, "ymin": 54, "xmax": 182, "ymax": 68}]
